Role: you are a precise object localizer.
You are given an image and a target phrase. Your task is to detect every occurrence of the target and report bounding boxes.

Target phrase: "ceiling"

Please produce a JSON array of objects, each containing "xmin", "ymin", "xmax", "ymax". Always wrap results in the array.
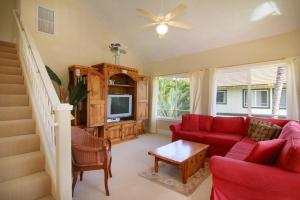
[{"xmin": 78, "ymin": 0, "xmax": 300, "ymax": 63}]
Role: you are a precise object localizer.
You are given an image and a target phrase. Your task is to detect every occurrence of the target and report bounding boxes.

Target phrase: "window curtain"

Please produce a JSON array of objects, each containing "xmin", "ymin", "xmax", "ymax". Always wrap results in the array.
[
  {"xmin": 287, "ymin": 57, "xmax": 300, "ymax": 121},
  {"xmin": 150, "ymin": 77, "xmax": 159, "ymax": 133},
  {"xmin": 189, "ymin": 70, "xmax": 205, "ymax": 114},
  {"xmin": 208, "ymin": 68, "xmax": 217, "ymax": 116}
]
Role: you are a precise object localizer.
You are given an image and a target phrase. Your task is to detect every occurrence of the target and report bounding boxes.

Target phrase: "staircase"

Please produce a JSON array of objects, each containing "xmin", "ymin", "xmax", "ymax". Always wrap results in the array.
[{"xmin": 0, "ymin": 41, "xmax": 54, "ymax": 200}]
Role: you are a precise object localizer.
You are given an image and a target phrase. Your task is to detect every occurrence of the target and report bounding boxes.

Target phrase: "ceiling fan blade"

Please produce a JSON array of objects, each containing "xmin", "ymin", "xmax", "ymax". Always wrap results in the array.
[
  {"xmin": 143, "ymin": 23, "xmax": 159, "ymax": 28},
  {"xmin": 136, "ymin": 8, "xmax": 159, "ymax": 22},
  {"xmin": 168, "ymin": 21, "xmax": 192, "ymax": 30},
  {"xmin": 164, "ymin": 3, "xmax": 187, "ymax": 21}
]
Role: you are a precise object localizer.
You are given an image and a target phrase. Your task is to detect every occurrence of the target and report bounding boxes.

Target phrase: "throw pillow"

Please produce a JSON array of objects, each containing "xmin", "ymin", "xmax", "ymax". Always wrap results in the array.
[
  {"xmin": 248, "ymin": 119, "xmax": 282, "ymax": 142},
  {"xmin": 181, "ymin": 114, "xmax": 199, "ymax": 132},
  {"xmin": 271, "ymin": 124, "xmax": 283, "ymax": 139},
  {"xmin": 245, "ymin": 139, "xmax": 286, "ymax": 165}
]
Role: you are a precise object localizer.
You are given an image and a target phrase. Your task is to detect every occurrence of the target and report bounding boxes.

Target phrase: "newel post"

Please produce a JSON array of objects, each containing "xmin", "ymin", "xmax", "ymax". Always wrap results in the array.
[{"xmin": 55, "ymin": 104, "xmax": 73, "ymax": 200}]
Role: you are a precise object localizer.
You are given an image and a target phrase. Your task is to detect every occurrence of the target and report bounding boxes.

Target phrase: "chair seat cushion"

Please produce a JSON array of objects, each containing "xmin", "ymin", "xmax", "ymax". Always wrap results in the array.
[
  {"xmin": 225, "ymin": 138, "xmax": 256, "ymax": 160},
  {"xmin": 204, "ymin": 132, "xmax": 243, "ymax": 148},
  {"xmin": 245, "ymin": 139, "xmax": 286, "ymax": 165},
  {"xmin": 181, "ymin": 114, "xmax": 199, "ymax": 131},
  {"xmin": 176, "ymin": 130, "xmax": 209, "ymax": 143}
]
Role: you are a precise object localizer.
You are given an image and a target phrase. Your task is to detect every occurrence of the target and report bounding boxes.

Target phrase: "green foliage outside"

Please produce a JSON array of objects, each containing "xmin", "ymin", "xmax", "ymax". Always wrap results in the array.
[{"xmin": 157, "ymin": 78, "xmax": 190, "ymax": 119}]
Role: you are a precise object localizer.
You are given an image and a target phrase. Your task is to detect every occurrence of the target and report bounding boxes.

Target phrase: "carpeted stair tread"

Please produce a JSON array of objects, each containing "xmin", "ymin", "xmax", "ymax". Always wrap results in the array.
[
  {"xmin": 0, "ymin": 134, "xmax": 39, "ymax": 158},
  {"xmin": 0, "ymin": 151, "xmax": 44, "ymax": 182},
  {"xmin": 0, "ymin": 171, "xmax": 51, "ymax": 200}
]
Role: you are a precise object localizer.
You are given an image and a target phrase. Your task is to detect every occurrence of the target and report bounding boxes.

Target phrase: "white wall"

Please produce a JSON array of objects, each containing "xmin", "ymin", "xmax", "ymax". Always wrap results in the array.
[
  {"xmin": 0, "ymin": 0, "xmax": 17, "ymax": 42},
  {"xmin": 18, "ymin": 0, "xmax": 144, "ymax": 91}
]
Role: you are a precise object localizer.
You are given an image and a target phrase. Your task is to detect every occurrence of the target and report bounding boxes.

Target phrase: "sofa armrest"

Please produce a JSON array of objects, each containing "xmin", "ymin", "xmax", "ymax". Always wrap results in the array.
[
  {"xmin": 210, "ymin": 156, "xmax": 300, "ymax": 199},
  {"xmin": 169, "ymin": 122, "xmax": 182, "ymax": 132}
]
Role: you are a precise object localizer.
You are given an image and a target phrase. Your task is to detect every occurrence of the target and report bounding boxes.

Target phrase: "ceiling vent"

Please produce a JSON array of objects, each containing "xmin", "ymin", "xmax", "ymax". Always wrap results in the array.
[{"xmin": 37, "ymin": 6, "xmax": 54, "ymax": 34}]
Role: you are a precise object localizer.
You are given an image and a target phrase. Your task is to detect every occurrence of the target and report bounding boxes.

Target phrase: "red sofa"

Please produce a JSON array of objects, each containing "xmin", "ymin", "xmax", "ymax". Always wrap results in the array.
[
  {"xmin": 170, "ymin": 114, "xmax": 300, "ymax": 200},
  {"xmin": 170, "ymin": 114, "xmax": 289, "ymax": 157}
]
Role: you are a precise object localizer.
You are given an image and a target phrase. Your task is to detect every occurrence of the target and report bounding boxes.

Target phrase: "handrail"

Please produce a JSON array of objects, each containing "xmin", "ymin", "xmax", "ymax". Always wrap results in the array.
[
  {"xmin": 13, "ymin": 9, "xmax": 73, "ymax": 199},
  {"xmin": 13, "ymin": 10, "xmax": 61, "ymax": 109}
]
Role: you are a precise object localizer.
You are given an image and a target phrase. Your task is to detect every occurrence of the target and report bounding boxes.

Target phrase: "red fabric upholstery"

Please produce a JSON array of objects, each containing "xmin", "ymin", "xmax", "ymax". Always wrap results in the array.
[
  {"xmin": 244, "ymin": 116, "xmax": 290, "ymax": 134},
  {"xmin": 181, "ymin": 114, "xmax": 199, "ymax": 131},
  {"xmin": 210, "ymin": 156, "xmax": 300, "ymax": 200},
  {"xmin": 175, "ymin": 130, "xmax": 208, "ymax": 143},
  {"xmin": 245, "ymin": 139, "xmax": 286, "ymax": 165},
  {"xmin": 204, "ymin": 132, "xmax": 243, "ymax": 148},
  {"xmin": 207, "ymin": 146, "xmax": 230, "ymax": 157},
  {"xmin": 225, "ymin": 137, "xmax": 256, "ymax": 160},
  {"xmin": 277, "ymin": 121, "xmax": 300, "ymax": 173},
  {"xmin": 198, "ymin": 115, "xmax": 214, "ymax": 131},
  {"xmin": 279, "ymin": 121, "xmax": 300, "ymax": 140},
  {"xmin": 212, "ymin": 116, "xmax": 244, "ymax": 134}
]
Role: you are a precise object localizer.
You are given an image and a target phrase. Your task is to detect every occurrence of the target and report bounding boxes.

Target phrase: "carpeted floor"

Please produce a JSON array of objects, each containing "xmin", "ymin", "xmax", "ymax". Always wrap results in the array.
[{"xmin": 72, "ymin": 134, "xmax": 212, "ymax": 200}]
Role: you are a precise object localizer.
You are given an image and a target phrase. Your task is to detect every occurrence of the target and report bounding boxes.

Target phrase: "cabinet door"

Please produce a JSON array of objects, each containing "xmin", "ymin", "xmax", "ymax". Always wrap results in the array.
[
  {"xmin": 136, "ymin": 78, "xmax": 149, "ymax": 121},
  {"xmin": 122, "ymin": 123, "xmax": 136, "ymax": 139},
  {"xmin": 106, "ymin": 125, "xmax": 122, "ymax": 143},
  {"xmin": 87, "ymin": 69, "xmax": 105, "ymax": 127},
  {"xmin": 135, "ymin": 121, "xmax": 144, "ymax": 135}
]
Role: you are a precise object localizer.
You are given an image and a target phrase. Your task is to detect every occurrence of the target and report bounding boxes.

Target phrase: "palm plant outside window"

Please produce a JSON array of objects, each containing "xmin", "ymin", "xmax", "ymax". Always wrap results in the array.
[{"xmin": 157, "ymin": 76, "xmax": 190, "ymax": 119}]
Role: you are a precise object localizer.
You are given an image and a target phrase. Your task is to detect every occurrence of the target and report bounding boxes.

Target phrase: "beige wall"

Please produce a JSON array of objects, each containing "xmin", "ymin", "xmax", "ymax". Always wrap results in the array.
[
  {"xmin": 19, "ymin": 0, "xmax": 144, "ymax": 90},
  {"xmin": 0, "ymin": 0, "xmax": 17, "ymax": 42},
  {"xmin": 144, "ymin": 30, "xmax": 300, "ymax": 76}
]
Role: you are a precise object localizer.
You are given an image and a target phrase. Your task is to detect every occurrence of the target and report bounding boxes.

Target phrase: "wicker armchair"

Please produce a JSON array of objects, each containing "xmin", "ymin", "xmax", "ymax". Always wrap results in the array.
[{"xmin": 71, "ymin": 127, "xmax": 112, "ymax": 196}]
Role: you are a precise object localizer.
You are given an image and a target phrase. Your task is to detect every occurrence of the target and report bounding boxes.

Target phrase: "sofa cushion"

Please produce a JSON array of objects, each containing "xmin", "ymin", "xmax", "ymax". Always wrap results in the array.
[
  {"xmin": 277, "ymin": 137, "xmax": 300, "ymax": 173},
  {"xmin": 204, "ymin": 132, "xmax": 243, "ymax": 148},
  {"xmin": 245, "ymin": 139, "xmax": 286, "ymax": 165},
  {"xmin": 244, "ymin": 116, "xmax": 289, "ymax": 134},
  {"xmin": 279, "ymin": 121, "xmax": 300, "ymax": 140},
  {"xmin": 212, "ymin": 116, "xmax": 244, "ymax": 134},
  {"xmin": 277, "ymin": 122, "xmax": 300, "ymax": 173},
  {"xmin": 198, "ymin": 115, "xmax": 214, "ymax": 131},
  {"xmin": 182, "ymin": 114, "xmax": 199, "ymax": 132},
  {"xmin": 176, "ymin": 130, "xmax": 209, "ymax": 143},
  {"xmin": 225, "ymin": 137, "xmax": 256, "ymax": 160}
]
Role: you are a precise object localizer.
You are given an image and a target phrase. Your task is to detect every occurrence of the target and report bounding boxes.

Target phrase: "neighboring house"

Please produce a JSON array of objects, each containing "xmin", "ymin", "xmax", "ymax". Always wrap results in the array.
[
  {"xmin": 216, "ymin": 65, "xmax": 287, "ymax": 119},
  {"xmin": 216, "ymin": 86, "xmax": 287, "ymax": 118}
]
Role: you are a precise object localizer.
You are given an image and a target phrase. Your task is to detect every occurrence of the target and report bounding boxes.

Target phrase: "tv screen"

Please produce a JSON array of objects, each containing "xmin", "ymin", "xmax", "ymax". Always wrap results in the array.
[
  {"xmin": 111, "ymin": 97, "xmax": 129, "ymax": 114},
  {"xmin": 108, "ymin": 95, "xmax": 132, "ymax": 118}
]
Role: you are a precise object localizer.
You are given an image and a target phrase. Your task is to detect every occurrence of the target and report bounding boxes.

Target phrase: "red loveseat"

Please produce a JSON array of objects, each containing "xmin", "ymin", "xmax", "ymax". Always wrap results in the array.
[
  {"xmin": 170, "ymin": 114, "xmax": 289, "ymax": 157},
  {"xmin": 210, "ymin": 121, "xmax": 300, "ymax": 200}
]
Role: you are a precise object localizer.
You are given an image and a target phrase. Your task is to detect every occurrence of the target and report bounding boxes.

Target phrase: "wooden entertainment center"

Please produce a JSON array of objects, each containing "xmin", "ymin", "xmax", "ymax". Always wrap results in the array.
[{"xmin": 69, "ymin": 63, "xmax": 149, "ymax": 143}]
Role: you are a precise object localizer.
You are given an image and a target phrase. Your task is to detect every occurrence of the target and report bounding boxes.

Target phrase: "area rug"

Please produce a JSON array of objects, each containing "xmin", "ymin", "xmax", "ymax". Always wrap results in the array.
[{"xmin": 138, "ymin": 160, "xmax": 210, "ymax": 196}]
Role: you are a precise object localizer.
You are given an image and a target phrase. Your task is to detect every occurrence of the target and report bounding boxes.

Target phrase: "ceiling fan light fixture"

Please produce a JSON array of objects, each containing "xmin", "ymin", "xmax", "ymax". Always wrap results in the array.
[{"xmin": 156, "ymin": 23, "xmax": 168, "ymax": 36}]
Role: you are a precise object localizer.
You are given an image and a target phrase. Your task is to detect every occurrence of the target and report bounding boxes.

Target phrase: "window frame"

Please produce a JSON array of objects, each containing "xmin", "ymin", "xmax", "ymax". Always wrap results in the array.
[
  {"xmin": 242, "ymin": 88, "xmax": 270, "ymax": 109},
  {"xmin": 216, "ymin": 90, "xmax": 227, "ymax": 104},
  {"xmin": 157, "ymin": 76, "xmax": 190, "ymax": 120}
]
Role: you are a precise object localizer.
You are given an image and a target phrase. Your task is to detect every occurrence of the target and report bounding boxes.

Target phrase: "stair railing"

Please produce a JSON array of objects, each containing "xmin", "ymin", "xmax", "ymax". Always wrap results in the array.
[{"xmin": 13, "ymin": 10, "xmax": 72, "ymax": 200}]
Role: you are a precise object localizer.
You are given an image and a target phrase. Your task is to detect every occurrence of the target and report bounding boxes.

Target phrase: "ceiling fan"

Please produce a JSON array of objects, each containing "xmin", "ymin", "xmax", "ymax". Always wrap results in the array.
[{"xmin": 137, "ymin": 3, "xmax": 191, "ymax": 38}]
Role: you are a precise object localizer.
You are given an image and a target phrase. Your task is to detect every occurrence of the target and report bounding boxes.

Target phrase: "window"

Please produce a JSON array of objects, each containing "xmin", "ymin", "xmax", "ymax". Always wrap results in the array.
[
  {"xmin": 216, "ymin": 90, "xmax": 227, "ymax": 104},
  {"xmin": 216, "ymin": 63, "xmax": 287, "ymax": 118},
  {"xmin": 157, "ymin": 76, "xmax": 190, "ymax": 119},
  {"xmin": 243, "ymin": 89, "xmax": 270, "ymax": 108}
]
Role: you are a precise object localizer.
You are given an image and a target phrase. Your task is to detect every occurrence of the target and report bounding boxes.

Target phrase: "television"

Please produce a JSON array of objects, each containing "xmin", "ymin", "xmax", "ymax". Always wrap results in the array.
[{"xmin": 108, "ymin": 94, "xmax": 132, "ymax": 118}]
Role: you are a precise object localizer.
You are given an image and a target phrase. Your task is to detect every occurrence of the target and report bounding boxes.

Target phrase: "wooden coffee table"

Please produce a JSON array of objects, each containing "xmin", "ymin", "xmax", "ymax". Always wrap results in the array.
[{"xmin": 148, "ymin": 140, "xmax": 209, "ymax": 184}]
